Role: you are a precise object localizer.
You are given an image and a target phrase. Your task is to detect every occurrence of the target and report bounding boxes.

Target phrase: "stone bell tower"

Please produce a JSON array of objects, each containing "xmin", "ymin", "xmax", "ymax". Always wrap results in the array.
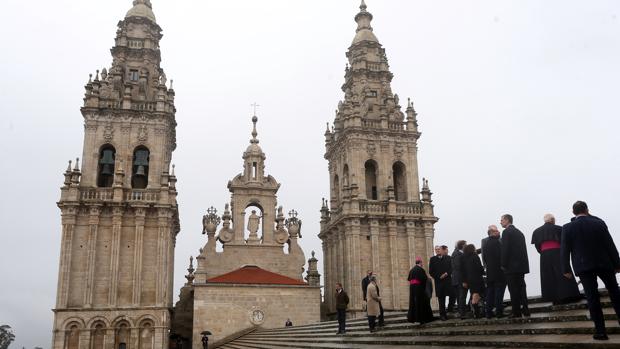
[
  {"xmin": 319, "ymin": 0, "xmax": 439, "ymax": 316},
  {"xmin": 52, "ymin": 1, "xmax": 180, "ymax": 348}
]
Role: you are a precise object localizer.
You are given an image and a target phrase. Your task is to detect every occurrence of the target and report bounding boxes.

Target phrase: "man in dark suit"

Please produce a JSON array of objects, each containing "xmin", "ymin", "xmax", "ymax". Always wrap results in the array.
[
  {"xmin": 482, "ymin": 225, "xmax": 506, "ymax": 318},
  {"xmin": 561, "ymin": 201, "xmax": 620, "ymax": 341},
  {"xmin": 500, "ymin": 214, "xmax": 530, "ymax": 318},
  {"xmin": 429, "ymin": 245, "xmax": 453, "ymax": 320},
  {"xmin": 335, "ymin": 282, "xmax": 349, "ymax": 334},
  {"xmin": 451, "ymin": 240, "xmax": 468, "ymax": 319}
]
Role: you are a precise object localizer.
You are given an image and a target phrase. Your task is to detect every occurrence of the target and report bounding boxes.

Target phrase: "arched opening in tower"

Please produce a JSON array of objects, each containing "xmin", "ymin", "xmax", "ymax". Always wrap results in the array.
[
  {"xmin": 365, "ymin": 160, "xmax": 378, "ymax": 200},
  {"xmin": 97, "ymin": 144, "xmax": 116, "ymax": 188},
  {"xmin": 393, "ymin": 161, "xmax": 407, "ymax": 201}
]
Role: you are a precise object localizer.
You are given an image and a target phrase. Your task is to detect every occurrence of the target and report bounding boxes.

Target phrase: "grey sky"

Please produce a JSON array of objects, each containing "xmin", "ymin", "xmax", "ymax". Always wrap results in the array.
[{"xmin": 1, "ymin": 0, "xmax": 620, "ymax": 348}]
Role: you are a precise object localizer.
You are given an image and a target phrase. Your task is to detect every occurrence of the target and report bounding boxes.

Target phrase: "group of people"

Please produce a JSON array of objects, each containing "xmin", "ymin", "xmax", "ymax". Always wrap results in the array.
[{"xmin": 335, "ymin": 201, "xmax": 620, "ymax": 341}]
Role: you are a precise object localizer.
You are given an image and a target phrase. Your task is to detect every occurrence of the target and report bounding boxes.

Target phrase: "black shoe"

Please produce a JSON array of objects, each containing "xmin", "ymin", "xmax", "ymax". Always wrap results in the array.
[
  {"xmin": 336, "ymin": 331, "xmax": 342, "ymax": 335},
  {"xmin": 522, "ymin": 308, "xmax": 531, "ymax": 317},
  {"xmin": 593, "ymin": 334, "xmax": 609, "ymax": 341},
  {"xmin": 508, "ymin": 313, "xmax": 522, "ymax": 319},
  {"xmin": 496, "ymin": 313, "xmax": 505, "ymax": 319},
  {"xmin": 440, "ymin": 315, "xmax": 447, "ymax": 321},
  {"xmin": 369, "ymin": 328, "xmax": 377, "ymax": 333}
]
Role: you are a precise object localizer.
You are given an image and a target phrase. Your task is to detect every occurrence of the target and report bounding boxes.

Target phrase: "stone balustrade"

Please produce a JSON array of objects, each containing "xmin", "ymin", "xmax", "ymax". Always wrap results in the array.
[{"xmin": 77, "ymin": 188, "xmax": 160, "ymax": 204}]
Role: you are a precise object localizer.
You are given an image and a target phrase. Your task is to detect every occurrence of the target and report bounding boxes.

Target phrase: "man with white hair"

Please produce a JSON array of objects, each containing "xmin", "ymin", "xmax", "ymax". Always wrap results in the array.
[{"xmin": 531, "ymin": 213, "xmax": 581, "ymax": 304}]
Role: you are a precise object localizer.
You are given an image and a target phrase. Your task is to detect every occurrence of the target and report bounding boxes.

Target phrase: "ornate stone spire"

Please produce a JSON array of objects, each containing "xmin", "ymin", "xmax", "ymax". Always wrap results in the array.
[
  {"xmin": 126, "ymin": 0, "xmax": 156, "ymax": 22},
  {"xmin": 242, "ymin": 115, "xmax": 266, "ymax": 182}
]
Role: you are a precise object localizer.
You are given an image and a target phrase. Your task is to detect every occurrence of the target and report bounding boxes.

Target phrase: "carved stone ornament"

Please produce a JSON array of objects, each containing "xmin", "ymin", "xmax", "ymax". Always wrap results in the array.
[
  {"xmin": 103, "ymin": 122, "xmax": 114, "ymax": 141},
  {"xmin": 138, "ymin": 125, "xmax": 148, "ymax": 142},
  {"xmin": 394, "ymin": 143, "xmax": 404, "ymax": 159},
  {"xmin": 202, "ymin": 206, "xmax": 220, "ymax": 235},
  {"xmin": 274, "ymin": 206, "xmax": 289, "ymax": 244},
  {"xmin": 217, "ymin": 204, "xmax": 234, "ymax": 243},
  {"xmin": 367, "ymin": 142, "xmax": 376, "ymax": 157},
  {"xmin": 249, "ymin": 307, "xmax": 265, "ymax": 325}
]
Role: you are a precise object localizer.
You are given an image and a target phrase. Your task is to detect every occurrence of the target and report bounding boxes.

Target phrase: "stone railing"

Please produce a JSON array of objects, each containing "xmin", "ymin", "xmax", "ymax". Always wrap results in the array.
[
  {"xmin": 358, "ymin": 201, "xmax": 387, "ymax": 214},
  {"xmin": 131, "ymin": 102, "xmax": 157, "ymax": 111},
  {"xmin": 396, "ymin": 202, "xmax": 422, "ymax": 215},
  {"xmin": 362, "ymin": 119, "xmax": 382, "ymax": 128},
  {"xmin": 80, "ymin": 188, "xmax": 114, "ymax": 201},
  {"xmin": 125, "ymin": 190, "xmax": 159, "ymax": 202},
  {"xmin": 388, "ymin": 121, "xmax": 405, "ymax": 131},
  {"xmin": 78, "ymin": 188, "xmax": 160, "ymax": 203}
]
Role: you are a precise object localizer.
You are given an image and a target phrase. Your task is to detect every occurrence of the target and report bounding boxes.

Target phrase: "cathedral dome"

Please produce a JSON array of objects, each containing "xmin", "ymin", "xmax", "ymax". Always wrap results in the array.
[{"xmin": 126, "ymin": 3, "xmax": 157, "ymax": 23}]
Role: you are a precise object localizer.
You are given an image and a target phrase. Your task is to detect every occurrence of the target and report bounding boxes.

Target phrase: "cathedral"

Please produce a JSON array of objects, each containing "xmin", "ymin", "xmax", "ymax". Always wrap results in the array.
[{"xmin": 51, "ymin": 1, "xmax": 437, "ymax": 348}]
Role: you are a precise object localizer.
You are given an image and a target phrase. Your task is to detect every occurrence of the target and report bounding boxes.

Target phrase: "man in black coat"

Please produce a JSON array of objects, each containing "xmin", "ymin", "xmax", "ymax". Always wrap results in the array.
[
  {"xmin": 335, "ymin": 282, "xmax": 349, "ymax": 334},
  {"xmin": 561, "ymin": 201, "xmax": 620, "ymax": 341},
  {"xmin": 451, "ymin": 240, "xmax": 468, "ymax": 319},
  {"xmin": 429, "ymin": 245, "xmax": 453, "ymax": 320},
  {"xmin": 500, "ymin": 214, "xmax": 530, "ymax": 318},
  {"xmin": 482, "ymin": 225, "xmax": 506, "ymax": 318}
]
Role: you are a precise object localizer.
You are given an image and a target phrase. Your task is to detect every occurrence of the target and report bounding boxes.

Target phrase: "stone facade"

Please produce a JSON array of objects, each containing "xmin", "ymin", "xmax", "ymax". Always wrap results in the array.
[
  {"xmin": 319, "ymin": 1, "xmax": 439, "ymax": 317},
  {"xmin": 193, "ymin": 284, "xmax": 321, "ymax": 346},
  {"xmin": 52, "ymin": 1, "xmax": 180, "ymax": 348},
  {"xmin": 169, "ymin": 117, "xmax": 320, "ymax": 347}
]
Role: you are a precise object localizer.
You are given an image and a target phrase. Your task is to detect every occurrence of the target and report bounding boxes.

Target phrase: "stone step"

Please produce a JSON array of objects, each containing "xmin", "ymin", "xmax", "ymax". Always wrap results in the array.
[
  {"xmin": 257, "ymin": 305, "xmax": 617, "ymax": 336},
  {"xmin": 232, "ymin": 333, "xmax": 620, "ymax": 348},
  {"xmin": 246, "ymin": 321, "xmax": 620, "ymax": 340},
  {"xmin": 258, "ymin": 298, "xmax": 610, "ymax": 333},
  {"xmin": 228, "ymin": 340, "xmax": 493, "ymax": 349}
]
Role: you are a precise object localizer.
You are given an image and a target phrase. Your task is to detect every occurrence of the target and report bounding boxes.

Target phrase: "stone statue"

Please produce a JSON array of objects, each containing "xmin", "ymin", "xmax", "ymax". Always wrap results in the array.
[{"xmin": 247, "ymin": 210, "xmax": 261, "ymax": 236}]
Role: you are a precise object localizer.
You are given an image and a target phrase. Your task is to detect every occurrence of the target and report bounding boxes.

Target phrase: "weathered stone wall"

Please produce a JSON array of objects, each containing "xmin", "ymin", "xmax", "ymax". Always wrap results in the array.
[{"xmin": 192, "ymin": 284, "xmax": 321, "ymax": 347}]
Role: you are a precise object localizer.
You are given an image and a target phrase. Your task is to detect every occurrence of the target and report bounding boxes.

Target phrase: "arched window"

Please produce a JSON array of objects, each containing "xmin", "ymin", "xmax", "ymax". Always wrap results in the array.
[
  {"xmin": 91, "ymin": 323, "xmax": 105, "ymax": 349},
  {"xmin": 333, "ymin": 175, "xmax": 340, "ymax": 205},
  {"xmin": 342, "ymin": 165, "xmax": 350, "ymax": 187},
  {"xmin": 393, "ymin": 161, "xmax": 407, "ymax": 201},
  {"xmin": 65, "ymin": 324, "xmax": 80, "ymax": 349},
  {"xmin": 139, "ymin": 322, "xmax": 154, "ymax": 349},
  {"xmin": 132, "ymin": 146, "xmax": 150, "ymax": 189},
  {"xmin": 115, "ymin": 323, "xmax": 130, "ymax": 349},
  {"xmin": 365, "ymin": 160, "xmax": 378, "ymax": 200},
  {"xmin": 97, "ymin": 145, "xmax": 116, "ymax": 188}
]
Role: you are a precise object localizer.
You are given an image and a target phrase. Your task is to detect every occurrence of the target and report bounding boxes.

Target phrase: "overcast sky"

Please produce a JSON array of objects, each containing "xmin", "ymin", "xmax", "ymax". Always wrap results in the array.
[{"xmin": 1, "ymin": 0, "xmax": 620, "ymax": 348}]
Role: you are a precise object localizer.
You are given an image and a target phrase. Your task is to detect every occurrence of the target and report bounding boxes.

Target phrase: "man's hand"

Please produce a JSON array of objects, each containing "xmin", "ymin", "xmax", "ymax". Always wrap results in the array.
[
  {"xmin": 563, "ymin": 273, "xmax": 574, "ymax": 279},
  {"xmin": 440, "ymin": 272, "xmax": 448, "ymax": 279}
]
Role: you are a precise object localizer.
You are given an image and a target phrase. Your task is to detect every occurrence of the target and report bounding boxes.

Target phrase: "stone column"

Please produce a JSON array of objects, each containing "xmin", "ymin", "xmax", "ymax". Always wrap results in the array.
[
  {"xmin": 108, "ymin": 206, "xmax": 123, "ymax": 306},
  {"xmin": 321, "ymin": 238, "xmax": 331, "ymax": 311},
  {"xmin": 57, "ymin": 207, "xmax": 77, "ymax": 308},
  {"xmin": 104, "ymin": 329, "xmax": 115, "ymax": 349},
  {"xmin": 133, "ymin": 206, "xmax": 146, "ymax": 306},
  {"xmin": 406, "ymin": 221, "xmax": 416, "ymax": 270},
  {"xmin": 156, "ymin": 209, "xmax": 169, "ymax": 306},
  {"xmin": 84, "ymin": 205, "xmax": 101, "ymax": 307},
  {"xmin": 388, "ymin": 220, "xmax": 400, "ymax": 309},
  {"xmin": 337, "ymin": 227, "xmax": 345, "ymax": 297},
  {"xmin": 343, "ymin": 224, "xmax": 352, "ymax": 304},
  {"xmin": 370, "ymin": 220, "xmax": 380, "ymax": 275},
  {"xmin": 350, "ymin": 219, "xmax": 362, "ymax": 310},
  {"xmin": 79, "ymin": 330, "xmax": 91, "ymax": 349}
]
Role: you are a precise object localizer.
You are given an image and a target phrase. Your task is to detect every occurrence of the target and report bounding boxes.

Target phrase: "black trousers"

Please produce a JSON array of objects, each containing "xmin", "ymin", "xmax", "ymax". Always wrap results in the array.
[
  {"xmin": 378, "ymin": 303, "xmax": 385, "ymax": 326},
  {"xmin": 454, "ymin": 284, "xmax": 468, "ymax": 316},
  {"xmin": 579, "ymin": 270, "xmax": 620, "ymax": 335},
  {"xmin": 336, "ymin": 309, "xmax": 346, "ymax": 333},
  {"xmin": 506, "ymin": 273, "xmax": 526, "ymax": 316},
  {"xmin": 485, "ymin": 281, "xmax": 506, "ymax": 317},
  {"xmin": 367, "ymin": 315, "xmax": 376, "ymax": 331}
]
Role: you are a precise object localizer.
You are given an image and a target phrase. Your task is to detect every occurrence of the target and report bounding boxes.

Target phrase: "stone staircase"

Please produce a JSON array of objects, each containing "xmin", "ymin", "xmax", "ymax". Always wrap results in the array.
[{"xmin": 218, "ymin": 293, "xmax": 620, "ymax": 348}]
